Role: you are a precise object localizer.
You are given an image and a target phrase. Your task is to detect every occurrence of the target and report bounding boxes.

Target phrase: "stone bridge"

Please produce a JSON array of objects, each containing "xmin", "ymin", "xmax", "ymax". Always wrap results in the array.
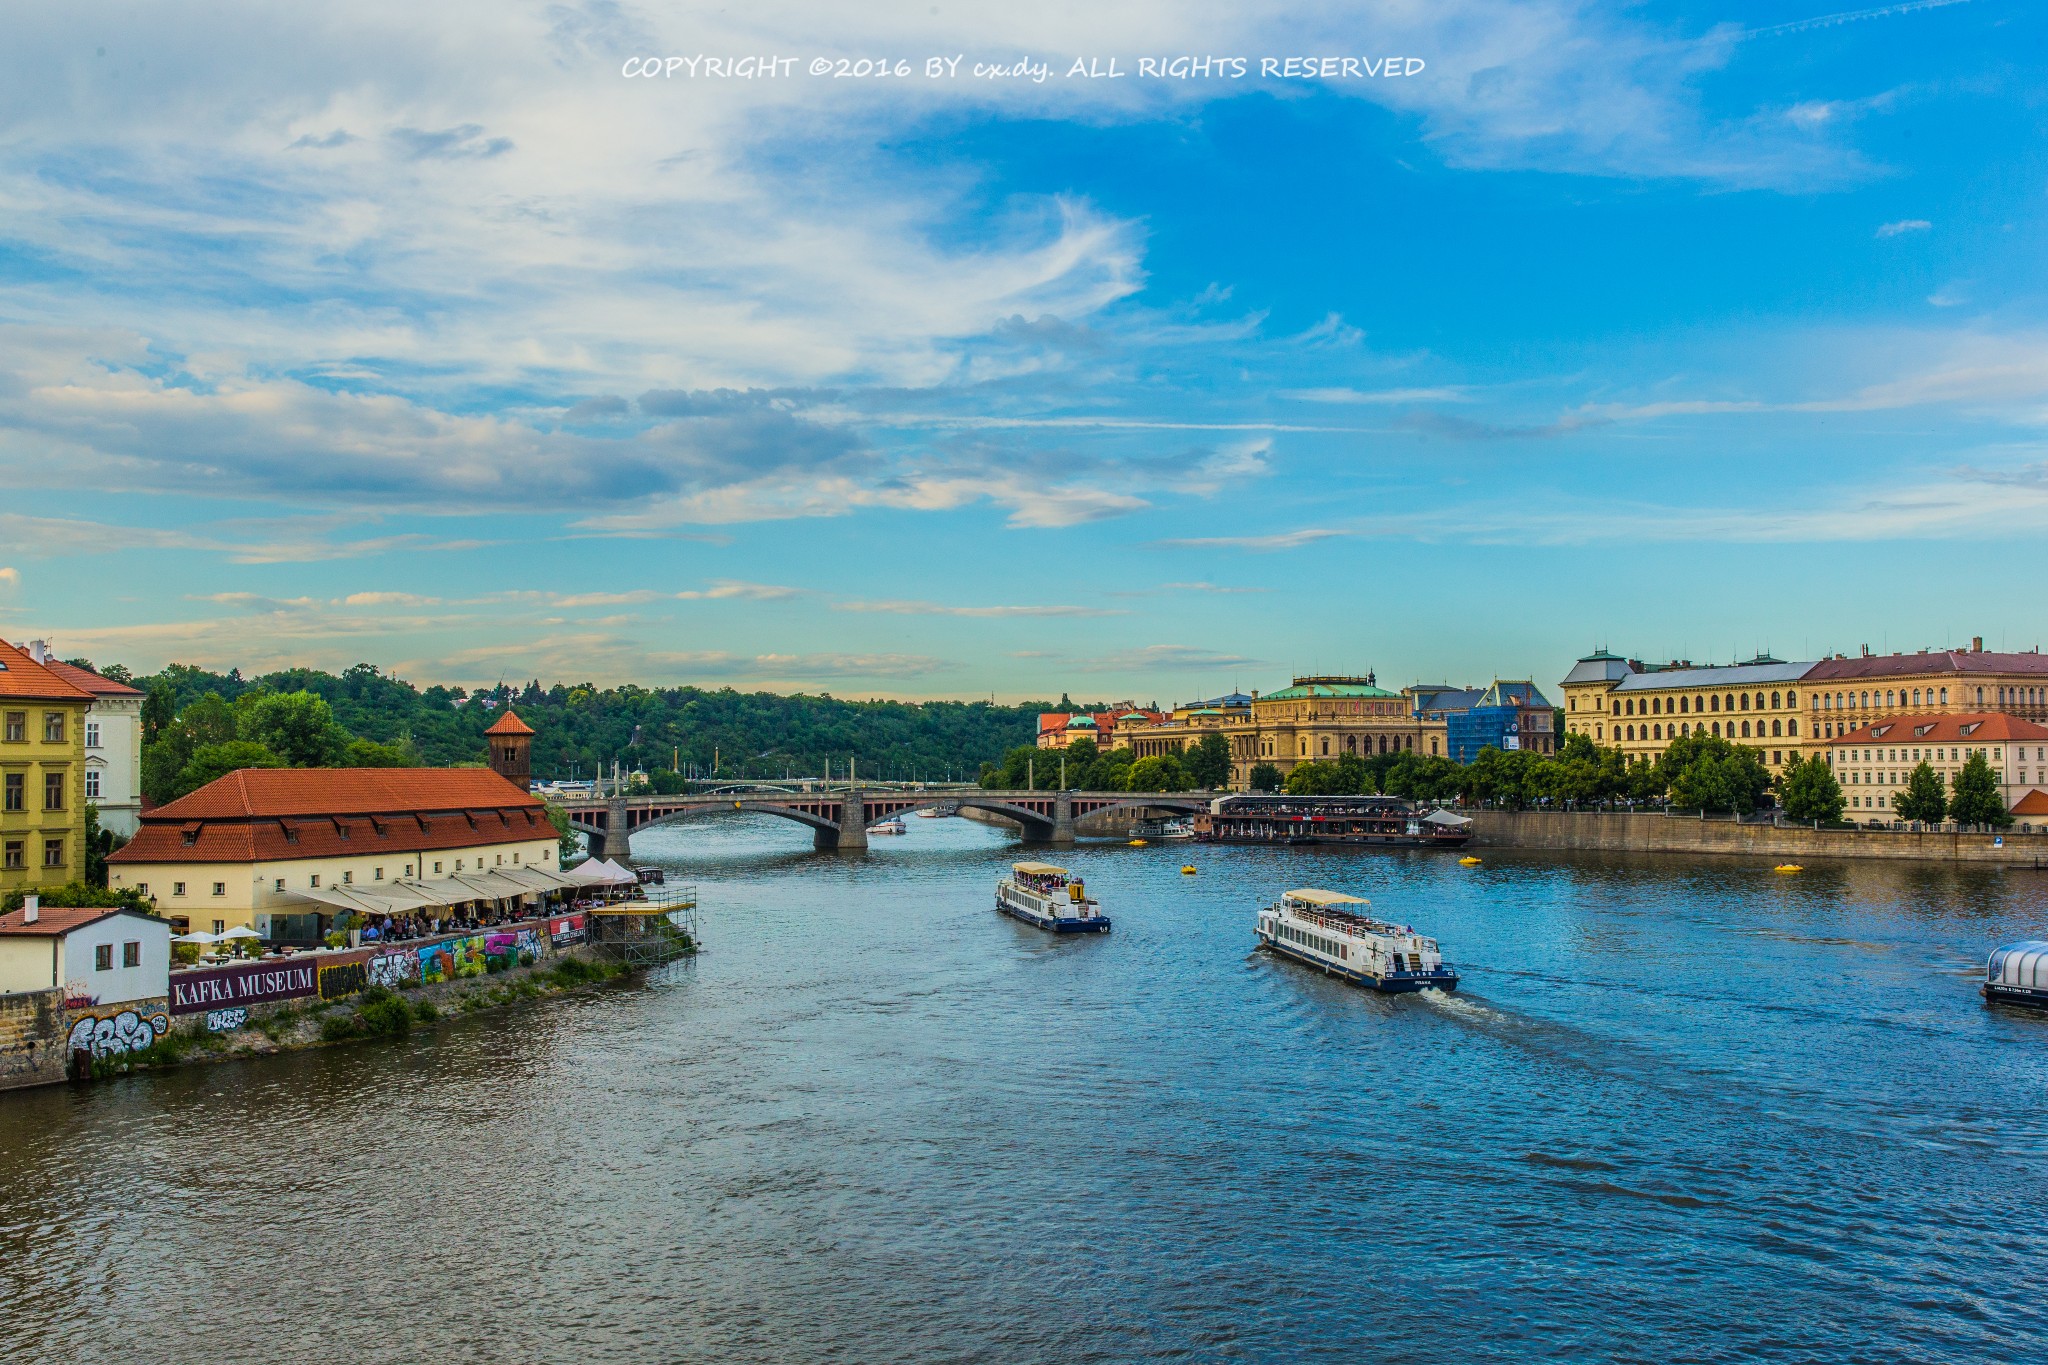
[{"xmin": 555, "ymin": 788, "xmax": 1214, "ymax": 859}]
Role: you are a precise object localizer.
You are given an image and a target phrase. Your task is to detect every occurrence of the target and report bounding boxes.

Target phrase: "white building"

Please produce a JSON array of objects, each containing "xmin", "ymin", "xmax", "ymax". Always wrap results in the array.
[
  {"xmin": 18, "ymin": 642, "xmax": 146, "ymax": 838},
  {"xmin": 0, "ymin": 896, "xmax": 172, "ymax": 1007}
]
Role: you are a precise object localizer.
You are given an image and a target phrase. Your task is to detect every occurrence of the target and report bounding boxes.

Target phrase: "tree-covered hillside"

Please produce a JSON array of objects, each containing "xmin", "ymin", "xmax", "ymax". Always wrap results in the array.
[{"xmin": 100, "ymin": 660, "xmax": 1058, "ymax": 798}]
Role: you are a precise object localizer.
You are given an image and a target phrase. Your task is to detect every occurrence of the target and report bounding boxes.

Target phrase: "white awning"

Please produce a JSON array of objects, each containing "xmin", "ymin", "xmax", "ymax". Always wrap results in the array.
[
  {"xmin": 1423, "ymin": 809, "xmax": 1472, "ymax": 826},
  {"xmin": 564, "ymin": 859, "xmax": 637, "ymax": 886}
]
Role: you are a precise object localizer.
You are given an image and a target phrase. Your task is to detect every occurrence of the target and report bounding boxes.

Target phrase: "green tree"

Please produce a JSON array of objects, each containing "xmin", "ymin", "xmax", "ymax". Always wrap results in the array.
[
  {"xmin": 1657, "ymin": 731, "xmax": 1769, "ymax": 812},
  {"xmin": 235, "ymin": 690, "xmax": 350, "ymax": 767},
  {"xmin": 1779, "ymin": 756, "xmax": 1845, "ymax": 823},
  {"xmin": 1283, "ymin": 760, "xmax": 1344, "ymax": 795},
  {"xmin": 82, "ymin": 803, "xmax": 126, "ymax": 888},
  {"xmin": 1248, "ymin": 762, "xmax": 1283, "ymax": 793},
  {"xmin": 3, "ymin": 882, "xmax": 152, "ymax": 915},
  {"xmin": 544, "ymin": 801, "xmax": 582, "ymax": 860},
  {"xmin": 1892, "ymin": 761, "xmax": 1947, "ymax": 824},
  {"xmin": 1948, "ymin": 751, "xmax": 2013, "ymax": 827},
  {"xmin": 141, "ymin": 681, "xmax": 175, "ymax": 745},
  {"xmin": 342, "ymin": 736, "xmax": 421, "ymax": 767},
  {"xmin": 173, "ymin": 740, "xmax": 286, "ymax": 799},
  {"xmin": 647, "ymin": 769, "xmax": 688, "ymax": 795},
  {"xmin": 1126, "ymin": 754, "xmax": 1190, "ymax": 792},
  {"xmin": 1183, "ymin": 733, "xmax": 1231, "ymax": 789}
]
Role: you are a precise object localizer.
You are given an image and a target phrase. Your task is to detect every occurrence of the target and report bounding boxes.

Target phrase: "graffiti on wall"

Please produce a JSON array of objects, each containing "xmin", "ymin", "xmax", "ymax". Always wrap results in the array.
[
  {"xmin": 67, "ymin": 1006, "xmax": 170, "ymax": 1058},
  {"xmin": 418, "ymin": 935, "xmax": 487, "ymax": 985},
  {"xmin": 205, "ymin": 1007, "xmax": 248, "ymax": 1033},
  {"xmin": 319, "ymin": 960, "xmax": 370, "ymax": 1001},
  {"xmin": 484, "ymin": 927, "xmax": 546, "ymax": 970},
  {"xmin": 367, "ymin": 950, "xmax": 418, "ymax": 989}
]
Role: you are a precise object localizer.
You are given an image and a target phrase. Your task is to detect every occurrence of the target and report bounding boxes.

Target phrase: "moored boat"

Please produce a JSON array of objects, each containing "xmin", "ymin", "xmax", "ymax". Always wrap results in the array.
[
  {"xmin": 871, "ymin": 819, "xmax": 908, "ymax": 835},
  {"xmin": 1985, "ymin": 940, "xmax": 2048, "ymax": 1008},
  {"xmin": 1197, "ymin": 795, "xmax": 1473, "ymax": 849},
  {"xmin": 997, "ymin": 861, "xmax": 1110, "ymax": 934},
  {"xmin": 1255, "ymin": 888, "xmax": 1457, "ymax": 992}
]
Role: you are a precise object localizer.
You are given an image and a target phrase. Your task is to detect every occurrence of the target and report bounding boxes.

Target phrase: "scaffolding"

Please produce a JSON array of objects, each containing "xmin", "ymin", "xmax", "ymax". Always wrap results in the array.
[{"xmin": 585, "ymin": 884, "xmax": 699, "ymax": 968}]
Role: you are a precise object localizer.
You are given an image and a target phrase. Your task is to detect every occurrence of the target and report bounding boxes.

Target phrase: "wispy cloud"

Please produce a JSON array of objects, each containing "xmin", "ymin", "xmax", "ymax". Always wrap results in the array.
[
  {"xmin": 1074, "ymin": 644, "xmax": 1260, "ymax": 672},
  {"xmin": 0, "ymin": 567, "xmax": 20, "ymax": 590},
  {"xmin": 833, "ymin": 599, "xmax": 1123, "ymax": 619},
  {"xmin": 1280, "ymin": 387, "xmax": 1467, "ymax": 405},
  {"xmin": 1153, "ymin": 529, "xmax": 1351, "ymax": 551},
  {"xmin": 1876, "ymin": 219, "xmax": 1932, "ymax": 238}
]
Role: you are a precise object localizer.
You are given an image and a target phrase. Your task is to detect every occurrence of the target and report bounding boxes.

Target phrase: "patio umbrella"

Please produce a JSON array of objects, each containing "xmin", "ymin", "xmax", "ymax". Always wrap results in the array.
[
  {"xmin": 172, "ymin": 931, "xmax": 221, "ymax": 944},
  {"xmin": 216, "ymin": 926, "xmax": 263, "ymax": 940}
]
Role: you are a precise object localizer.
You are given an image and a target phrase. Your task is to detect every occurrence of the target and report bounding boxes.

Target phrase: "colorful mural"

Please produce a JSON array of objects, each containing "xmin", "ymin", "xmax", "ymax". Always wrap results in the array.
[
  {"xmin": 483, "ymin": 927, "xmax": 546, "ymax": 970},
  {"xmin": 418, "ymin": 935, "xmax": 487, "ymax": 984}
]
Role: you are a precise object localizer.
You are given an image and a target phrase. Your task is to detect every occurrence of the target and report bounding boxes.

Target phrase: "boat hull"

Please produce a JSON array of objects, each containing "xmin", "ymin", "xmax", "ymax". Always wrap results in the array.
[
  {"xmin": 997, "ymin": 898, "xmax": 1111, "ymax": 934},
  {"xmin": 1257, "ymin": 933, "xmax": 1458, "ymax": 992},
  {"xmin": 1984, "ymin": 983, "xmax": 2048, "ymax": 1009}
]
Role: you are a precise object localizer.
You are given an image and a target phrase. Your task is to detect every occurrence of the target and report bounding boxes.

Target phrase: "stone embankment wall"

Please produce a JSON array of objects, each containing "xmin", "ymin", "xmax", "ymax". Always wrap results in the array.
[
  {"xmin": 0, "ymin": 989, "xmax": 68, "ymax": 1092},
  {"xmin": 1467, "ymin": 811, "xmax": 2048, "ymax": 866}
]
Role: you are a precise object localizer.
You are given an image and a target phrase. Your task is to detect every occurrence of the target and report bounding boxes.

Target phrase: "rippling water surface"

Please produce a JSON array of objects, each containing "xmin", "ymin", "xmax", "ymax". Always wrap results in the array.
[{"xmin": 5, "ymin": 817, "xmax": 2048, "ymax": 1363}]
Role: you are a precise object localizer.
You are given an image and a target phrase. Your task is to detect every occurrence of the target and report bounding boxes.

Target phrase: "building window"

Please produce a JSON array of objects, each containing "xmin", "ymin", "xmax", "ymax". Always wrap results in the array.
[
  {"xmin": 136, "ymin": 883, "xmax": 149, "ymax": 896},
  {"xmin": 274, "ymin": 878, "xmax": 285, "ymax": 892},
  {"xmin": 375, "ymin": 867, "xmax": 384, "ymax": 880},
  {"xmin": 2, "ymin": 840, "xmax": 22, "ymax": 870},
  {"xmin": 43, "ymin": 712, "xmax": 65, "ymax": 743},
  {"xmin": 1787, "ymin": 719, "xmax": 1798, "ymax": 736},
  {"xmin": 1788, "ymin": 691, "xmax": 1798, "ymax": 708},
  {"xmin": 3, "ymin": 711, "xmax": 23, "ymax": 742},
  {"xmin": 434, "ymin": 861, "xmax": 443, "ymax": 874},
  {"xmin": 42, "ymin": 838, "xmax": 63, "ymax": 868},
  {"xmin": 173, "ymin": 881, "xmax": 187, "ymax": 897},
  {"xmin": 343, "ymin": 870, "xmax": 352, "ymax": 883},
  {"xmin": 44, "ymin": 771, "xmax": 65, "ymax": 810},
  {"xmin": 212, "ymin": 921, "xmax": 225, "ymax": 936},
  {"xmin": 84, "ymin": 768, "xmax": 101, "ymax": 800},
  {"xmin": 95, "ymin": 944, "xmax": 112, "ymax": 971},
  {"xmin": 85, "ymin": 721, "xmax": 100, "ymax": 749},
  {"xmin": 310, "ymin": 874, "xmax": 320, "ymax": 888},
  {"xmin": 405, "ymin": 864, "xmax": 414, "ymax": 877},
  {"xmin": 122, "ymin": 941, "xmax": 140, "ymax": 968},
  {"xmin": 2, "ymin": 772, "xmax": 20, "ymax": 811},
  {"xmin": 212, "ymin": 882, "xmax": 225, "ymax": 896}
]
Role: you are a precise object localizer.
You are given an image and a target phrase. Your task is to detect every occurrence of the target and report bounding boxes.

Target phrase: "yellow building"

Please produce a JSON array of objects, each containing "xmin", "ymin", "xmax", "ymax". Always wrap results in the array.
[
  {"xmin": 1800, "ymin": 640, "xmax": 2048, "ymax": 754},
  {"xmin": 0, "ymin": 639, "xmax": 91, "ymax": 893},
  {"xmin": 1210, "ymin": 676, "xmax": 1447, "ymax": 790},
  {"xmin": 1559, "ymin": 650, "xmax": 1814, "ymax": 774},
  {"xmin": 107, "ymin": 767, "xmax": 561, "ymax": 940},
  {"xmin": 1128, "ymin": 692, "xmax": 1254, "ymax": 760}
]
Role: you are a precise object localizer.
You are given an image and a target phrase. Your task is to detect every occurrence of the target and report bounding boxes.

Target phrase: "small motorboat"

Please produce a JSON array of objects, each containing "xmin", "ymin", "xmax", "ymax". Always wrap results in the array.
[
  {"xmin": 1773, "ymin": 863, "xmax": 1803, "ymax": 873},
  {"xmin": 1128, "ymin": 838, "xmax": 1148, "ymax": 847},
  {"xmin": 1180, "ymin": 865, "xmax": 1196, "ymax": 875},
  {"xmin": 871, "ymin": 819, "xmax": 908, "ymax": 835},
  {"xmin": 1458, "ymin": 856, "xmax": 1482, "ymax": 866}
]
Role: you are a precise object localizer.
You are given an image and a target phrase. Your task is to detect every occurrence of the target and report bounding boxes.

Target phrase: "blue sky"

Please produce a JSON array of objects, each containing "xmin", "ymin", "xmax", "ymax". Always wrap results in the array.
[{"xmin": 2, "ymin": 0, "xmax": 2044, "ymax": 702}]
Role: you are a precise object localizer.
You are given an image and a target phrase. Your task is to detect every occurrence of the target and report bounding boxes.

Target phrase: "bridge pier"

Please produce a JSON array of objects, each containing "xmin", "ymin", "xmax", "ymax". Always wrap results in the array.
[
  {"xmin": 834, "ymin": 789, "xmax": 868, "ymax": 851},
  {"xmin": 1049, "ymin": 792, "xmax": 1076, "ymax": 846},
  {"xmin": 595, "ymin": 794, "xmax": 632, "ymax": 862}
]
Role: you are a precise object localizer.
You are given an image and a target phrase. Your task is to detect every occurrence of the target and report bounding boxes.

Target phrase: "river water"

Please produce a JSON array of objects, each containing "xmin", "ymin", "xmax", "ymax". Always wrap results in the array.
[{"xmin": 4, "ymin": 816, "xmax": 2048, "ymax": 1363}]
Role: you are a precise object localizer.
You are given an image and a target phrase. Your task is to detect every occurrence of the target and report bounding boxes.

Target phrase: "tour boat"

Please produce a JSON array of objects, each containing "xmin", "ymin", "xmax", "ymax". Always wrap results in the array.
[
  {"xmin": 917, "ymin": 808, "xmax": 944, "ymax": 818},
  {"xmin": 1255, "ymin": 888, "xmax": 1458, "ymax": 993},
  {"xmin": 997, "ymin": 861, "xmax": 1111, "ymax": 934},
  {"xmin": 1985, "ymin": 940, "xmax": 2048, "ymax": 1008},
  {"xmin": 871, "ymin": 819, "xmax": 908, "ymax": 835},
  {"xmin": 1197, "ymin": 796, "xmax": 1473, "ymax": 849}
]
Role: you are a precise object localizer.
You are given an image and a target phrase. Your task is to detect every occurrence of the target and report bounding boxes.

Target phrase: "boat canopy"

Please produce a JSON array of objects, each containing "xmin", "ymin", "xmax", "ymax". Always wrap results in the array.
[
  {"xmin": 1012, "ymin": 861, "xmax": 1069, "ymax": 877},
  {"xmin": 1989, "ymin": 940, "xmax": 2048, "ymax": 988},
  {"xmin": 1285, "ymin": 888, "xmax": 1368, "ymax": 907},
  {"xmin": 1423, "ymin": 810, "xmax": 1473, "ymax": 826}
]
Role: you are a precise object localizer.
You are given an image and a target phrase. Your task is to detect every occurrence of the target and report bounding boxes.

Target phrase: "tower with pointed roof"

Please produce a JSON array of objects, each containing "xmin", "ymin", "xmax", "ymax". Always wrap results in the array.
[{"xmin": 484, "ymin": 710, "xmax": 535, "ymax": 792}]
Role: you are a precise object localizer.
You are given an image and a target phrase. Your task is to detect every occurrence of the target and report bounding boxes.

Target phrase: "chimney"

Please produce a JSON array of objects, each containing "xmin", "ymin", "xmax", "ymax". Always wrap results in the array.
[
  {"xmin": 27, "ymin": 639, "xmax": 50, "ymax": 664},
  {"xmin": 1860, "ymin": 644, "xmax": 1872, "ymax": 658},
  {"xmin": 1972, "ymin": 636, "xmax": 1984, "ymax": 652},
  {"xmin": 22, "ymin": 894, "xmax": 38, "ymax": 924}
]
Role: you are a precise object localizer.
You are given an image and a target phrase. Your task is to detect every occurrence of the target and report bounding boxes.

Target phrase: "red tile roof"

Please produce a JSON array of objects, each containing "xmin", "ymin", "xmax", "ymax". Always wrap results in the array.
[
  {"xmin": 145, "ymin": 767, "xmax": 539, "ymax": 821},
  {"xmin": 39, "ymin": 660, "xmax": 144, "ymax": 697},
  {"xmin": 2012, "ymin": 790, "xmax": 2048, "ymax": 817},
  {"xmin": 484, "ymin": 710, "xmax": 535, "ymax": 736},
  {"xmin": 1827, "ymin": 713, "xmax": 2048, "ymax": 746},
  {"xmin": 0, "ymin": 906, "xmax": 153, "ymax": 937},
  {"xmin": 1806, "ymin": 650, "xmax": 2048, "ymax": 681},
  {"xmin": 109, "ymin": 768, "xmax": 549, "ymax": 866},
  {"xmin": 0, "ymin": 640, "xmax": 95, "ymax": 703}
]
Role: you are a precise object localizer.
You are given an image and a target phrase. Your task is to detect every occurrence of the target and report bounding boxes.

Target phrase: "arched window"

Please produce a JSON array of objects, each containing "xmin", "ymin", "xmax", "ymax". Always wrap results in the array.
[
  {"xmin": 1886, "ymin": 689, "xmax": 1896, "ymax": 708},
  {"xmin": 1771, "ymin": 692, "xmax": 1781, "ymax": 709},
  {"xmin": 1710, "ymin": 694, "xmax": 1720, "ymax": 712},
  {"xmin": 1755, "ymin": 693, "xmax": 1766, "ymax": 710},
  {"xmin": 1320, "ymin": 738, "xmax": 1329, "ymax": 756},
  {"xmin": 1681, "ymin": 723, "xmax": 1690, "ymax": 737},
  {"xmin": 1653, "ymin": 724, "xmax": 1662, "ymax": 740},
  {"xmin": 1788, "ymin": 691, "xmax": 1798, "ymax": 708},
  {"xmin": 1741, "ymin": 720, "xmax": 1751, "ymax": 737},
  {"xmin": 1787, "ymin": 718, "xmax": 1797, "ymax": 736},
  {"xmin": 1626, "ymin": 725, "xmax": 1635, "ymax": 741},
  {"xmin": 1772, "ymin": 719, "xmax": 1782, "ymax": 737},
  {"xmin": 1712, "ymin": 721, "xmax": 1721, "ymax": 737},
  {"xmin": 1651, "ymin": 697, "xmax": 1661, "ymax": 715},
  {"xmin": 1594, "ymin": 726, "xmax": 1602, "ymax": 741},
  {"xmin": 1678, "ymin": 696, "xmax": 1689, "ymax": 714},
  {"xmin": 1740, "ymin": 694, "xmax": 1750, "ymax": 711}
]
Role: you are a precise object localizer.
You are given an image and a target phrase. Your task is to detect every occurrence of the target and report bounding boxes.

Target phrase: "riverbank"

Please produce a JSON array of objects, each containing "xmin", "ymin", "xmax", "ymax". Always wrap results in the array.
[{"xmin": 1467, "ymin": 808, "xmax": 2047, "ymax": 865}]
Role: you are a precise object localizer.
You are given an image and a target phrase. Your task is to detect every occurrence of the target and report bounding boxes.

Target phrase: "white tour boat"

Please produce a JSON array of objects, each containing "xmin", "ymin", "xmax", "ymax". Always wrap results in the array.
[
  {"xmin": 997, "ymin": 861, "xmax": 1111, "ymax": 934},
  {"xmin": 1985, "ymin": 940, "xmax": 2048, "ymax": 1008},
  {"xmin": 1255, "ymin": 888, "xmax": 1457, "ymax": 992},
  {"xmin": 871, "ymin": 819, "xmax": 908, "ymax": 835}
]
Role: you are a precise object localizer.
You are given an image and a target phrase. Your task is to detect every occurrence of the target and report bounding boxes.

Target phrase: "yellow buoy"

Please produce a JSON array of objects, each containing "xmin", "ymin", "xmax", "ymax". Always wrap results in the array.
[
  {"xmin": 1774, "ymin": 863, "xmax": 1803, "ymax": 873},
  {"xmin": 1459, "ymin": 856, "xmax": 1482, "ymax": 866},
  {"xmin": 1128, "ymin": 838, "xmax": 1147, "ymax": 847},
  {"xmin": 1181, "ymin": 865, "xmax": 1197, "ymax": 875}
]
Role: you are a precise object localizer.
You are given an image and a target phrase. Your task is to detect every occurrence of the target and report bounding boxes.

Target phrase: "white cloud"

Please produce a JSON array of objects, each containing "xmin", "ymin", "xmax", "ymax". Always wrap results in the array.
[
  {"xmin": 1280, "ymin": 386, "xmax": 1468, "ymax": 404},
  {"xmin": 1876, "ymin": 219, "xmax": 1932, "ymax": 237},
  {"xmin": 0, "ymin": 566, "xmax": 19, "ymax": 590},
  {"xmin": 833, "ymin": 599, "xmax": 1122, "ymax": 618},
  {"xmin": 1153, "ymin": 528, "xmax": 1351, "ymax": 551}
]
